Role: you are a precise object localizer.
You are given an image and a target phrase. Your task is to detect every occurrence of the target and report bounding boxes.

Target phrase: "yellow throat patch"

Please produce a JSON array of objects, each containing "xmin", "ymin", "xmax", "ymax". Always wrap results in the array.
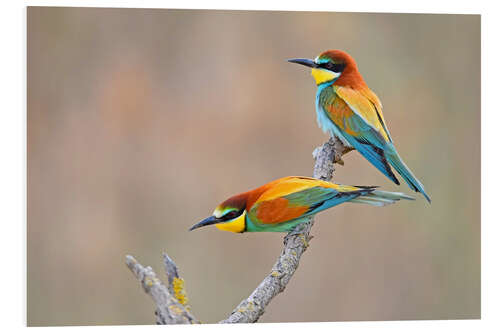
[
  {"xmin": 216, "ymin": 211, "xmax": 246, "ymax": 233},
  {"xmin": 311, "ymin": 68, "xmax": 340, "ymax": 85}
]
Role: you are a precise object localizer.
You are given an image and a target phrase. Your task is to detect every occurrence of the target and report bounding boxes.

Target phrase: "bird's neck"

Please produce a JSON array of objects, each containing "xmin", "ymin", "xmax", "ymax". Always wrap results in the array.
[
  {"xmin": 316, "ymin": 81, "xmax": 335, "ymax": 92},
  {"xmin": 243, "ymin": 179, "xmax": 284, "ymax": 210},
  {"xmin": 334, "ymin": 67, "xmax": 366, "ymax": 88}
]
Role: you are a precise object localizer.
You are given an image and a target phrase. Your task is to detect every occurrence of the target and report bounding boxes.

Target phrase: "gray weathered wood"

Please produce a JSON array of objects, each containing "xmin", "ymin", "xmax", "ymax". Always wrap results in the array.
[{"xmin": 125, "ymin": 255, "xmax": 200, "ymax": 324}]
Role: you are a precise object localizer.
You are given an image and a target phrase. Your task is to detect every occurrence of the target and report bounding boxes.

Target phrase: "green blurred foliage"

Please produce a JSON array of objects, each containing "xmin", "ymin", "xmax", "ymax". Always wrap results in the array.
[{"xmin": 27, "ymin": 7, "xmax": 480, "ymax": 325}]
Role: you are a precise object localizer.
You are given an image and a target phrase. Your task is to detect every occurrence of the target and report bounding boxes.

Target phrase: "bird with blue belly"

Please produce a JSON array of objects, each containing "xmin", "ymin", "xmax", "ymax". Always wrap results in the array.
[
  {"xmin": 190, "ymin": 176, "xmax": 414, "ymax": 233},
  {"xmin": 288, "ymin": 50, "xmax": 431, "ymax": 202}
]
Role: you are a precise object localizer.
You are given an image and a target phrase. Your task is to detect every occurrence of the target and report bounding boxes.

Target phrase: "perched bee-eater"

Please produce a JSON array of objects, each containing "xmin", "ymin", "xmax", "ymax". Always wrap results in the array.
[
  {"xmin": 190, "ymin": 176, "xmax": 413, "ymax": 233},
  {"xmin": 288, "ymin": 50, "xmax": 430, "ymax": 202}
]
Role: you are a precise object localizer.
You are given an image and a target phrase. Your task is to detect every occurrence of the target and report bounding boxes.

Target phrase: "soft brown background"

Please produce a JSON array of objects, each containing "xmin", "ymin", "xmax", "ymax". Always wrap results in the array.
[{"xmin": 27, "ymin": 7, "xmax": 480, "ymax": 326}]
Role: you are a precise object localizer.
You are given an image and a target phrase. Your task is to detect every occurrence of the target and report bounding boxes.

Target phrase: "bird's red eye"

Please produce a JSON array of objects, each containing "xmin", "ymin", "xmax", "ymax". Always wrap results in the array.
[{"xmin": 223, "ymin": 210, "xmax": 239, "ymax": 220}]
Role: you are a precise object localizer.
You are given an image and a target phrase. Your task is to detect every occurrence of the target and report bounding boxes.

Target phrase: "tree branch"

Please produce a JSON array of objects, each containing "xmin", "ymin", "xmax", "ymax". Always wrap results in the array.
[
  {"xmin": 220, "ymin": 136, "xmax": 349, "ymax": 323},
  {"xmin": 125, "ymin": 254, "xmax": 200, "ymax": 324},
  {"xmin": 125, "ymin": 137, "xmax": 349, "ymax": 324}
]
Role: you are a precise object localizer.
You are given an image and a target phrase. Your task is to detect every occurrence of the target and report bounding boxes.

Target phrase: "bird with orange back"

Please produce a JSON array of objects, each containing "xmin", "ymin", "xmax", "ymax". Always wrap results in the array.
[
  {"xmin": 190, "ymin": 176, "xmax": 413, "ymax": 233},
  {"xmin": 288, "ymin": 50, "xmax": 430, "ymax": 202}
]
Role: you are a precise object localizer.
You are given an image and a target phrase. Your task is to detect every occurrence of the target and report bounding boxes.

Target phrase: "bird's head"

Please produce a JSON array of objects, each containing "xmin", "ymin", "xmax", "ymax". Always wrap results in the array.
[
  {"xmin": 288, "ymin": 49, "xmax": 362, "ymax": 87},
  {"xmin": 189, "ymin": 193, "xmax": 248, "ymax": 233}
]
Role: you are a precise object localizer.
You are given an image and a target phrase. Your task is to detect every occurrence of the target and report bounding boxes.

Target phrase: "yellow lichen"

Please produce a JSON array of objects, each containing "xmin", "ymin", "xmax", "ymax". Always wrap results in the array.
[
  {"xmin": 169, "ymin": 304, "xmax": 184, "ymax": 316},
  {"xmin": 144, "ymin": 276, "xmax": 154, "ymax": 288},
  {"xmin": 236, "ymin": 301, "xmax": 255, "ymax": 313},
  {"xmin": 299, "ymin": 234, "xmax": 308, "ymax": 247},
  {"xmin": 172, "ymin": 277, "xmax": 189, "ymax": 305}
]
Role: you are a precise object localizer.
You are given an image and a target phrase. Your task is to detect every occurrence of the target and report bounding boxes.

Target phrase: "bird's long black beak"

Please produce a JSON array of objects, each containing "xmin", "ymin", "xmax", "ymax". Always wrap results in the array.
[
  {"xmin": 189, "ymin": 216, "xmax": 219, "ymax": 231},
  {"xmin": 287, "ymin": 58, "xmax": 318, "ymax": 68}
]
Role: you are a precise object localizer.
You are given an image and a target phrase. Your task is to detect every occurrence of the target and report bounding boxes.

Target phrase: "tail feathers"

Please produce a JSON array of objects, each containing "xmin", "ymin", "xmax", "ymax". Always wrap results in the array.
[
  {"xmin": 385, "ymin": 146, "xmax": 431, "ymax": 203},
  {"xmin": 350, "ymin": 190, "xmax": 415, "ymax": 207}
]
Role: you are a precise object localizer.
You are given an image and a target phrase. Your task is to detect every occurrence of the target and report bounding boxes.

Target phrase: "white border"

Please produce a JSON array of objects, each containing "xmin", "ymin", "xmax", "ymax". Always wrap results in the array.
[
  {"xmin": 2, "ymin": 0, "xmax": 498, "ymax": 332},
  {"xmin": 20, "ymin": 0, "xmax": 485, "ymax": 14}
]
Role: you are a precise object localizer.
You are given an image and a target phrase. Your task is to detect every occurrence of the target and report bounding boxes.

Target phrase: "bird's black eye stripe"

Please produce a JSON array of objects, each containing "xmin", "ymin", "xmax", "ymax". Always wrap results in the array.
[
  {"xmin": 222, "ymin": 209, "xmax": 242, "ymax": 221},
  {"xmin": 320, "ymin": 62, "xmax": 346, "ymax": 73}
]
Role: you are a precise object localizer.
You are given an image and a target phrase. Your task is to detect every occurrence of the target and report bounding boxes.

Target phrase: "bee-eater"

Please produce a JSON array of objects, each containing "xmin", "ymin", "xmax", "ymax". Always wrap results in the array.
[
  {"xmin": 288, "ymin": 50, "xmax": 430, "ymax": 202},
  {"xmin": 190, "ymin": 176, "xmax": 414, "ymax": 233}
]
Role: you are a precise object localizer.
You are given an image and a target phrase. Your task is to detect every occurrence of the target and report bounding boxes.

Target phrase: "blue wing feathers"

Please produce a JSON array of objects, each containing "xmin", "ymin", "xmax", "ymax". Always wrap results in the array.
[
  {"xmin": 316, "ymin": 85, "xmax": 430, "ymax": 202},
  {"xmin": 284, "ymin": 186, "xmax": 372, "ymax": 216},
  {"xmin": 341, "ymin": 130, "xmax": 400, "ymax": 185}
]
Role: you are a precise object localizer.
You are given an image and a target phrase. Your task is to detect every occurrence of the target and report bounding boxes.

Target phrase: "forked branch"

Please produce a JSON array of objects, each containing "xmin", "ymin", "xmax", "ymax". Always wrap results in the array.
[{"xmin": 125, "ymin": 137, "xmax": 349, "ymax": 324}]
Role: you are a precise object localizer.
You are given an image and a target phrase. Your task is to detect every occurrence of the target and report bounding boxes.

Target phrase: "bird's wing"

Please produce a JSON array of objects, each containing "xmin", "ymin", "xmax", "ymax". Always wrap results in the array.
[
  {"xmin": 333, "ymin": 86, "xmax": 393, "ymax": 144},
  {"xmin": 320, "ymin": 86, "xmax": 399, "ymax": 184},
  {"xmin": 358, "ymin": 86, "xmax": 391, "ymax": 138},
  {"xmin": 248, "ymin": 178, "xmax": 367, "ymax": 225},
  {"xmin": 327, "ymin": 87, "xmax": 429, "ymax": 200}
]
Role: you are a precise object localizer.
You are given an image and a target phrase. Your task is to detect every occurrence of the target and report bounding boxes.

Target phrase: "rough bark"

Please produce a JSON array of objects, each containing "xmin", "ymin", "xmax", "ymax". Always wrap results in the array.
[
  {"xmin": 125, "ymin": 137, "xmax": 349, "ymax": 324},
  {"xmin": 125, "ymin": 255, "xmax": 200, "ymax": 324}
]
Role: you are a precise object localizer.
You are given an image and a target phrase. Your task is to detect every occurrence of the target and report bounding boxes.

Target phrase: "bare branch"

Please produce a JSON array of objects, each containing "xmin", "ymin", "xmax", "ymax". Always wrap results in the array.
[
  {"xmin": 162, "ymin": 253, "xmax": 180, "ymax": 295},
  {"xmin": 125, "ymin": 137, "xmax": 349, "ymax": 324},
  {"xmin": 125, "ymin": 255, "xmax": 199, "ymax": 324},
  {"xmin": 220, "ymin": 137, "xmax": 349, "ymax": 323}
]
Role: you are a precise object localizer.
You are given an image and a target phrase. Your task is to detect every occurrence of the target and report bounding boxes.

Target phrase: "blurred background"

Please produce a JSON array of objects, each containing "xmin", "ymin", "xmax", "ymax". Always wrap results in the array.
[{"xmin": 27, "ymin": 7, "xmax": 480, "ymax": 325}]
